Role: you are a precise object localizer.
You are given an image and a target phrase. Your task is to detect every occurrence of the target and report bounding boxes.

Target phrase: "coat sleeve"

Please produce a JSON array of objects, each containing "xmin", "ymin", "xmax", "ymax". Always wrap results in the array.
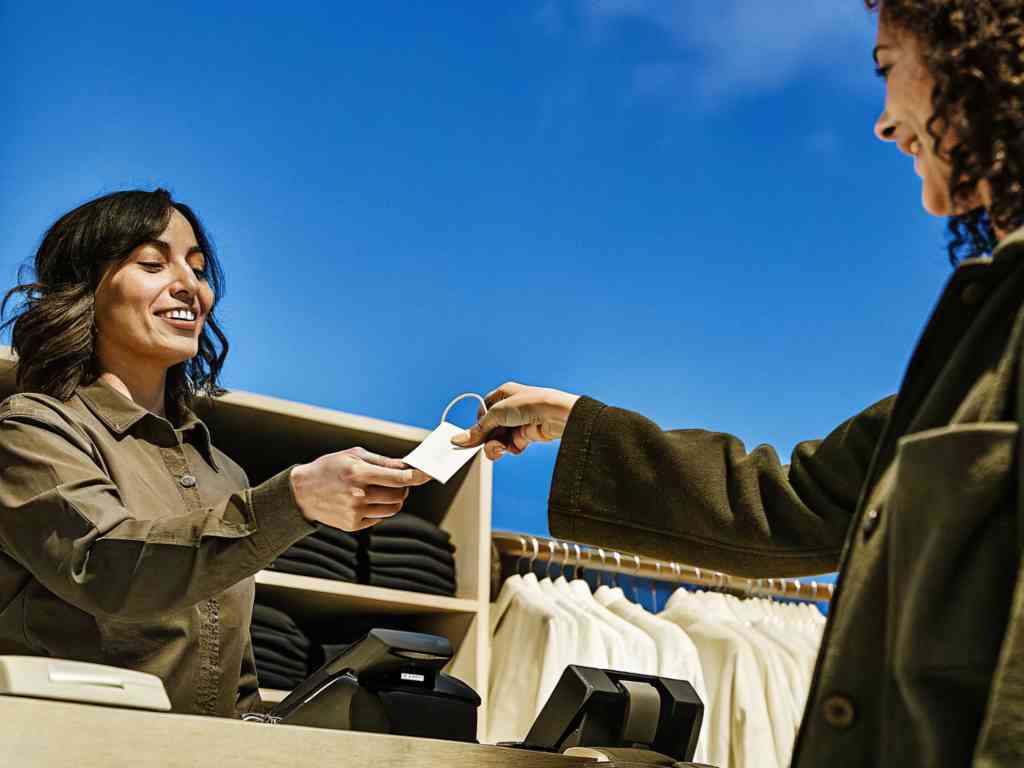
[
  {"xmin": 548, "ymin": 394, "xmax": 895, "ymax": 577},
  {"xmin": 0, "ymin": 403, "xmax": 316, "ymax": 621}
]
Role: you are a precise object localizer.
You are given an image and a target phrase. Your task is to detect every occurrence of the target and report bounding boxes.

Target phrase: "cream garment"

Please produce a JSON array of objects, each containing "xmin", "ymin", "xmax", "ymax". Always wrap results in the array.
[
  {"xmin": 487, "ymin": 573, "xmax": 578, "ymax": 744},
  {"xmin": 539, "ymin": 576, "xmax": 608, "ymax": 670},
  {"xmin": 681, "ymin": 590, "xmax": 796, "ymax": 768},
  {"xmin": 553, "ymin": 576, "xmax": 627, "ymax": 668},
  {"xmin": 606, "ymin": 596, "xmax": 711, "ymax": 765},
  {"xmin": 661, "ymin": 591, "xmax": 778, "ymax": 768},
  {"xmin": 571, "ymin": 579, "xmax": 658, "ymax": 674}
]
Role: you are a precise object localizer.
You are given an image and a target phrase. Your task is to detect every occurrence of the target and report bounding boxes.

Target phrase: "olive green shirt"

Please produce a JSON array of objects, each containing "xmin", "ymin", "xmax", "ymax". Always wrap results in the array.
[
  {"xmin": 550, "ymin": 230, "xmax": 1024, "ymax": 767},
  {"xmin": 0, "ymin": 378, "xmax": 317, "ymax": 717}
]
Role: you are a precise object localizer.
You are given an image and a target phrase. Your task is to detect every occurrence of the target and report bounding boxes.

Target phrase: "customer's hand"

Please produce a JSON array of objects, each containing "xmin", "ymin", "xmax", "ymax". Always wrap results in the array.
[
  {"xmin": 289, "ymin": 447, "xmax": 431, "ymax": 531},
  {"xmin": 451, "ymin": 382, "xmax": 580, "ymax": 461}
]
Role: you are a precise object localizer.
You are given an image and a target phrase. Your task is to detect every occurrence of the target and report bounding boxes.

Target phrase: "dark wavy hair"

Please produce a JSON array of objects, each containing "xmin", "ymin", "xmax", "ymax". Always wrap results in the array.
[
  {"xmin": 1, "ymin": 189, "xmax": 229, "ymax": 417},
  {"xmin": 866, "ymin": 0, "xmax": 1024, "ymax": 264}
]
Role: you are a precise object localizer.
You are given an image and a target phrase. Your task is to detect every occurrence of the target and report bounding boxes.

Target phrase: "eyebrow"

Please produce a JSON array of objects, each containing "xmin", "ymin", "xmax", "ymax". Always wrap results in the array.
[
  {"xmin": 872, "ymin": 45, "xmax": 891, "ymax": 66},
  {"xmin": 141, "ymin": 238, "xmax": 205, "ymax": 260}
]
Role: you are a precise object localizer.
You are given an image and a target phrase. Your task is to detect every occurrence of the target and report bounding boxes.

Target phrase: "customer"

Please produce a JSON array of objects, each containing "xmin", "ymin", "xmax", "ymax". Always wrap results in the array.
[
  {"xmin": 455, "ymin": 2, "xmax": 1024, "ymax": 766},
  {"xmin": 0, "ymin": 189, "xmax": 429, "ymax": 717}
]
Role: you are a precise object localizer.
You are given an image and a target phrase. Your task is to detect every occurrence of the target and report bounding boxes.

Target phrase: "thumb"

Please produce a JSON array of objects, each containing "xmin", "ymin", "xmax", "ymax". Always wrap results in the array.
[{"xmin": 452, "ymin": 422, "xmax": 487, "ymax": 447}]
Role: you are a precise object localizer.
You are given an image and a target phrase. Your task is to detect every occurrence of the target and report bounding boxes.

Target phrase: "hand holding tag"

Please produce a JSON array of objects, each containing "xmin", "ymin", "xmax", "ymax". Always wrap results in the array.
[{"xmin": 403, "ymin": 393, "xmax": 488, "ymax": 483}]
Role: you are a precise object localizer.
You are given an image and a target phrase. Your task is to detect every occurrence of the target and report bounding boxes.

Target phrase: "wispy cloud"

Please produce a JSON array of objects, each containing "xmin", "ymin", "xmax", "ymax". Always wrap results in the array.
[{"xmin": 550, "ymin": 0, "xmax": 876, "ymax": 107}]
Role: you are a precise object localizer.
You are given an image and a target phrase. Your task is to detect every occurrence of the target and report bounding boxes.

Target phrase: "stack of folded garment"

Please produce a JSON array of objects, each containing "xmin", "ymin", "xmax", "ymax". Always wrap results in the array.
[
  {"xmin": 268, "ymin": 524, "xmax": 359, "ymax": 582},
  {"xmin": 251, "ymin": 603, "xmax": 312, "ymax": 691},
  {"xmin": 362, "ymin": 513, "xmax": 457, "ymax": 597}
]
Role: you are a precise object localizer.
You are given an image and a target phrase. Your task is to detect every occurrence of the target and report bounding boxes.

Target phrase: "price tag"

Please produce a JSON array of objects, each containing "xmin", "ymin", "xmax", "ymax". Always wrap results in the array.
[{"xmin": 402, "ymin": 393, "xmax": 486, "ymax": 484}]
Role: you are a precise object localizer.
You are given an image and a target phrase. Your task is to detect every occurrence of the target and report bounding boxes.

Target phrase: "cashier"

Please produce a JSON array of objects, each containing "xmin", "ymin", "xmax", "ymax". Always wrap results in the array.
[
  {"xmin": 0, "ymin": 189, "xmax": 429, "ymax": 717},
  {"xmin": 453, "ymin": 3, "xmax": 1024, "ymax": 766}
]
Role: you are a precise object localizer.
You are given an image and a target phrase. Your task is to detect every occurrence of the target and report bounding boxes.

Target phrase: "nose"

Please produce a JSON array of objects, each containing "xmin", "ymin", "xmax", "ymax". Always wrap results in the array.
[
  {"xmin": 170, "ymin": 262, "xmax": 200, "ymax": 302},
  {"xmin": 874, "ymin": 109, "xmax": 898, "ymax": 143}
]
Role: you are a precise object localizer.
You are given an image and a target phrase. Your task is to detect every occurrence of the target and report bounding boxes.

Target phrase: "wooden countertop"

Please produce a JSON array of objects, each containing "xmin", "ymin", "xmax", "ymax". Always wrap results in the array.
[{"xmin": 0, "ymin": 695, "xmax": 595, "ymax": 768}]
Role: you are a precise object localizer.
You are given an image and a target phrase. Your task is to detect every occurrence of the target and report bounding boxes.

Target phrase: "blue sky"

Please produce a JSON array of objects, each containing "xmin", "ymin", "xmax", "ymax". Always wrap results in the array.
[{"xmin": 3, "ymin": 1, "xmax": 951, "ymax": 566}]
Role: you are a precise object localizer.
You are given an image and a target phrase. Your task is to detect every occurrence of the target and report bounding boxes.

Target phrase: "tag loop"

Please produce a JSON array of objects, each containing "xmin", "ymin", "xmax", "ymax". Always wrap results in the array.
[{"xmin": 440, "ymin": 392, "xmax": 488, "ymax": 426}]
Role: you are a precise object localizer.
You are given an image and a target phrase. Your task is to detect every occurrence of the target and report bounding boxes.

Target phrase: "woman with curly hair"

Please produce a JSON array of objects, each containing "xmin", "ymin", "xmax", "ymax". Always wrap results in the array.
[
  {"xmin": 456, "ymin": 2, "xmax": 1024, "ymax": 766},
  {"xmin": 0, "ymin": 189, "xmax": 428, "ymax": 717}
]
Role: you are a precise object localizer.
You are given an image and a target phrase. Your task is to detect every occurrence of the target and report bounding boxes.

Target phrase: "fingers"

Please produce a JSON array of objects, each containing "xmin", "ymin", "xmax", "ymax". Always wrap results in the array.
[
  {"xmin": 483, "ymin": 381, "xmax": 524, "ymax": 408},
  {"xmin": 361, "ymin": 502, "xmax": 404, "ymax": 519},
  {"xmin": 349, "ymin": 447, "xmax": 409, "ymax": 470},
  {"xmin": 361, "ymin": 485, "xmax": 410, "ymax": 504},
  {"xmin": 453, "ymin": 392, "xmax": 535, "ymax": 447},
  {"xmin": 347, "ymin": 459, "xmax": 431, "ymax": 488}
]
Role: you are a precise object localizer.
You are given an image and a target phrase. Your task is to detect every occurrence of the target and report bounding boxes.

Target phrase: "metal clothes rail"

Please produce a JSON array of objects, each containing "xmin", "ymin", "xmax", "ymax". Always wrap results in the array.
[{"xmin": 492, "ymin": 530, "xmax": 834, "ymax": 603}]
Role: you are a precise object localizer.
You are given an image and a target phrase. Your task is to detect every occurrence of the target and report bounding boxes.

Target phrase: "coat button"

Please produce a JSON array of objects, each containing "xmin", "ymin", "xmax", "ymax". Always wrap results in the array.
[
  {"xmin": 961, "ymin": 282, "xmax": 987, "ymax": 306},
  {"xmin": 862, "ymin": 507, "xmax": 881, "ymax": 540},
  {"xmin": 178, "ymin": 474, "xmax": 197, "ymax": 488},
  {"xmin": 822, "ymin": 694, "xmax": 857, "ymax": 729}
]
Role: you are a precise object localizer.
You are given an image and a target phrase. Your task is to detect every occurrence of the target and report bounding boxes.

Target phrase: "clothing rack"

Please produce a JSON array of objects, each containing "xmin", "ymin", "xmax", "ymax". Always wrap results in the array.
[{"xmin": 492, "ymin": 530, "xmax": 834, "ymax": 603}]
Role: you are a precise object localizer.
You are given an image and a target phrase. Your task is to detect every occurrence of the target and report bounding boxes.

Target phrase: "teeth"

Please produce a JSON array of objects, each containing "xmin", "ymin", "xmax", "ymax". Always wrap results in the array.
[{"xmin": 162, "ymin": 310, "xmax": 195, "ymax": 321}]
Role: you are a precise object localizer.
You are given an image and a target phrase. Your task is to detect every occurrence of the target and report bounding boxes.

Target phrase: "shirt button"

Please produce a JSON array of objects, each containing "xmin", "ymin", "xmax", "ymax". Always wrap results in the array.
[
  {"xmin": 862, "ymin": 507, "xmax": 881, "ymax": 540},
  {"xmin": 178, "ymin": 474, "xmax": 197, "ymax": 488},
  {"xmin": 961, "ymin": 282, "xmax": 987, "ymax": 306},
  {"xmin": 822, "ymin": 694, "xmax": 857, "ymax": 729}
]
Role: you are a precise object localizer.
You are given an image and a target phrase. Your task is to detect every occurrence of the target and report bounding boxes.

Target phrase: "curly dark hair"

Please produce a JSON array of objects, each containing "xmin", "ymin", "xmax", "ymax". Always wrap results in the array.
[
  {"xmin": 866, "ymin": 0, "xmax": 1024, "ymax": 264},
  {"xmin": 1, "ymin": 189, "xmax": 229, "ymax": 418}
]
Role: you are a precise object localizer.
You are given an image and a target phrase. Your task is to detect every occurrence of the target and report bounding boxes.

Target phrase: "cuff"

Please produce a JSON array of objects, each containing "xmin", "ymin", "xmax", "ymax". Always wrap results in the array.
[
  {"xmin": 248, "ymin": 464, "xmax": 317, "ymax": 559},
  {"xmin": 548, "ymin": 395, "xmax": 606, "ymax": 534}
]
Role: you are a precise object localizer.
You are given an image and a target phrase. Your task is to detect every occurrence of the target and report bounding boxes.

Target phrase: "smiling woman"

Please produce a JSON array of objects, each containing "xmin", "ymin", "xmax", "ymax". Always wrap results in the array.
[
  {"xmin": 1, "ymin": 190, "xmax": 228, "ymax": 422},
  {"xmin": 0, "ymin": 189, "xmax": 429, "ymax": 717}
]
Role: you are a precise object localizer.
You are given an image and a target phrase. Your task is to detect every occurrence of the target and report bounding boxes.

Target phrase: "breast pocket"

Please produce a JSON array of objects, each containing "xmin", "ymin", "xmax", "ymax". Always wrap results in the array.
[{"xmin": 886, "ymin": 422, "xmax": 1019, "ymax": 679}]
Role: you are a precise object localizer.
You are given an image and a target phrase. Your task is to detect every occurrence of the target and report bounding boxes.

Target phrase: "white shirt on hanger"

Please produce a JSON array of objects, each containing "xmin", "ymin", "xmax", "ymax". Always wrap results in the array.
[
  {"xmin": 487, "ymin": 573, "xmax": 578, "ymax": 744},
  {"xmin": 661, "ymin": 590, "xmax": 779, "ymax": 768},
  {"xmin": 571, "ymin": 579, "xmax": 658, "ymax": 674},
  {"xmin": 682, "ymin": 590, "xmax": 797, "ymax": 768},
  {"xmin": 605, "ymin": 596, "xmax": 711, "ymax": 765},
  {"xmin": 539, "ymin": 576, "xmax": 609, "ymax": 670}
]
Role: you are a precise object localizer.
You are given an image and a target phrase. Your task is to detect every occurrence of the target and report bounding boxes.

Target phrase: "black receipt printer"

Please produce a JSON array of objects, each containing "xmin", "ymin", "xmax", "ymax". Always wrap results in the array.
[
  {"xmin": 270, "ymin": 628, "xmax": 480, "ymax": 742},
  {"xmin": 509, "ymin": 665, "xmax": 711, "ymax": 766}
]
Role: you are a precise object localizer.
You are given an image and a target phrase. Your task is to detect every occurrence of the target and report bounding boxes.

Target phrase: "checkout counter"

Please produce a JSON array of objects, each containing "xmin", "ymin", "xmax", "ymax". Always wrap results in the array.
[{"xmin": 0, "ymin": 629, "xmax": 710, "ymax": 767}]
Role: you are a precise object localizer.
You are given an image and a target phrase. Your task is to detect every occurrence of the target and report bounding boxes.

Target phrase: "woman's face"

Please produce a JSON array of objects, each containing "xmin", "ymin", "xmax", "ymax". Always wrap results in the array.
[
  {"xmin": 872, "ymin": 18, "xmax": 956, "ymax": 216},
  {"xmin": 93, "ymin": 209, "xmax": 214, "ymax": 373}
]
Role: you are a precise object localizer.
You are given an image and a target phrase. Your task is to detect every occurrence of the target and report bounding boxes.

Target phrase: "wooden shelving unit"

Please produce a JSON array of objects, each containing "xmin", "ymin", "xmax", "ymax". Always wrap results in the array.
[{"xmin": 0, "ymin": 349, "xmax": 493, "ymax": 739}]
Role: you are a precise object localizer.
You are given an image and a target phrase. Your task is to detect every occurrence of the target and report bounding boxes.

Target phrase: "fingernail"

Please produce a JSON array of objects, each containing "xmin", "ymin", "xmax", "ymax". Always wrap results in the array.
[
  {"xmin": 452, "ymin": 431, "xmax": 469, "ymax": 446},
  {"xmin": 351, "ymin": 487, "xmax": 366, "ymax": 498}
]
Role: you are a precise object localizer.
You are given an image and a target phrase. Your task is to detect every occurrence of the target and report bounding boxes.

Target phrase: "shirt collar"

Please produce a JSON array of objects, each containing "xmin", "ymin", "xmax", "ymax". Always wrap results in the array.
[{"xmin": 76, "ymin": 378, "xmax": 220, "ymax": 472}]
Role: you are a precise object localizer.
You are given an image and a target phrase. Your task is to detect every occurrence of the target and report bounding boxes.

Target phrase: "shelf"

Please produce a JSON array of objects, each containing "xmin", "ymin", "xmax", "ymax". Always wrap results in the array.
[{"xmin": 255, "ymin": 570, "xmax": 480, "ymax": 616}]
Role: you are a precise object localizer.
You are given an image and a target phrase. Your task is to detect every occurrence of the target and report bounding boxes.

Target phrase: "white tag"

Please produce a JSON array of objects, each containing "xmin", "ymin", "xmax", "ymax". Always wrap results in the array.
[
  {"xmin": 403, "ymin": 393, "xmax": 488, "ymax": 484},
  {"xmin": 403, "ymin": 422, "xmax": 482, "ymax": 484}
]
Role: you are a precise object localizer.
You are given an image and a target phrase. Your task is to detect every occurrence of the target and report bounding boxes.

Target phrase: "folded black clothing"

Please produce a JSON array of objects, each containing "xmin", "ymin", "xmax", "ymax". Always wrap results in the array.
[
  {"xmin": 365, "ymin": 534, "xmax": 455, "ymax": 562},
  {"xmin": 250, "ymin": 625, "xmax": 309, "ymax": 656},
  {"xmin": 290, "ymin": 535, "xmax": 359, "ymax": 564},
  {"xmin": 368, "ymin": 573, "xmax": 455, "ymax": 597},
  {"xmin": 254, "ymin": 650, "xmax": 308, "ymax": 677},
  {"xmin": 257, "ymin": 669, "xmax": 302, "ymax": 691},
  {"xmin": 368, "ymin": 513, "xmax": 451, "ymax": 548},
  {"xmin": 250, "ymin": 626, "xmax": 309, "ymax": 659},
  {"xmin": 252, "ymin": 604, "xmax": 305, "ymax": 639},
  {"xmin": 365, "ymin": 550, "xmax": 455, "ymax": 580},
  {"xmin": 369, "ymin": 565, "xmax": 455, "ymax": 591},
  {"xmin": 276, "ymin": 546, "xmax": 358, "ymax": 577},
  {"xmin": 311, "ymin": 524, "xmax": 359, "ymax": 552},
  {"xmin": 251, "ymin": 631, "xmax": 309, "ymax": 662},
  {"xmin": 270, "ymin": 557, "xmax": 357, "ymax": 583}
]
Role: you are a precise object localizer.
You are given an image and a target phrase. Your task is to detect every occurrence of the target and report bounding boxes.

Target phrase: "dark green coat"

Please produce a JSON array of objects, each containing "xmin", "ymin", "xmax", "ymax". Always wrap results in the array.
[{"xmin": 549, "ymin": 230, "xmax": 1024, "ymax": 767}]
